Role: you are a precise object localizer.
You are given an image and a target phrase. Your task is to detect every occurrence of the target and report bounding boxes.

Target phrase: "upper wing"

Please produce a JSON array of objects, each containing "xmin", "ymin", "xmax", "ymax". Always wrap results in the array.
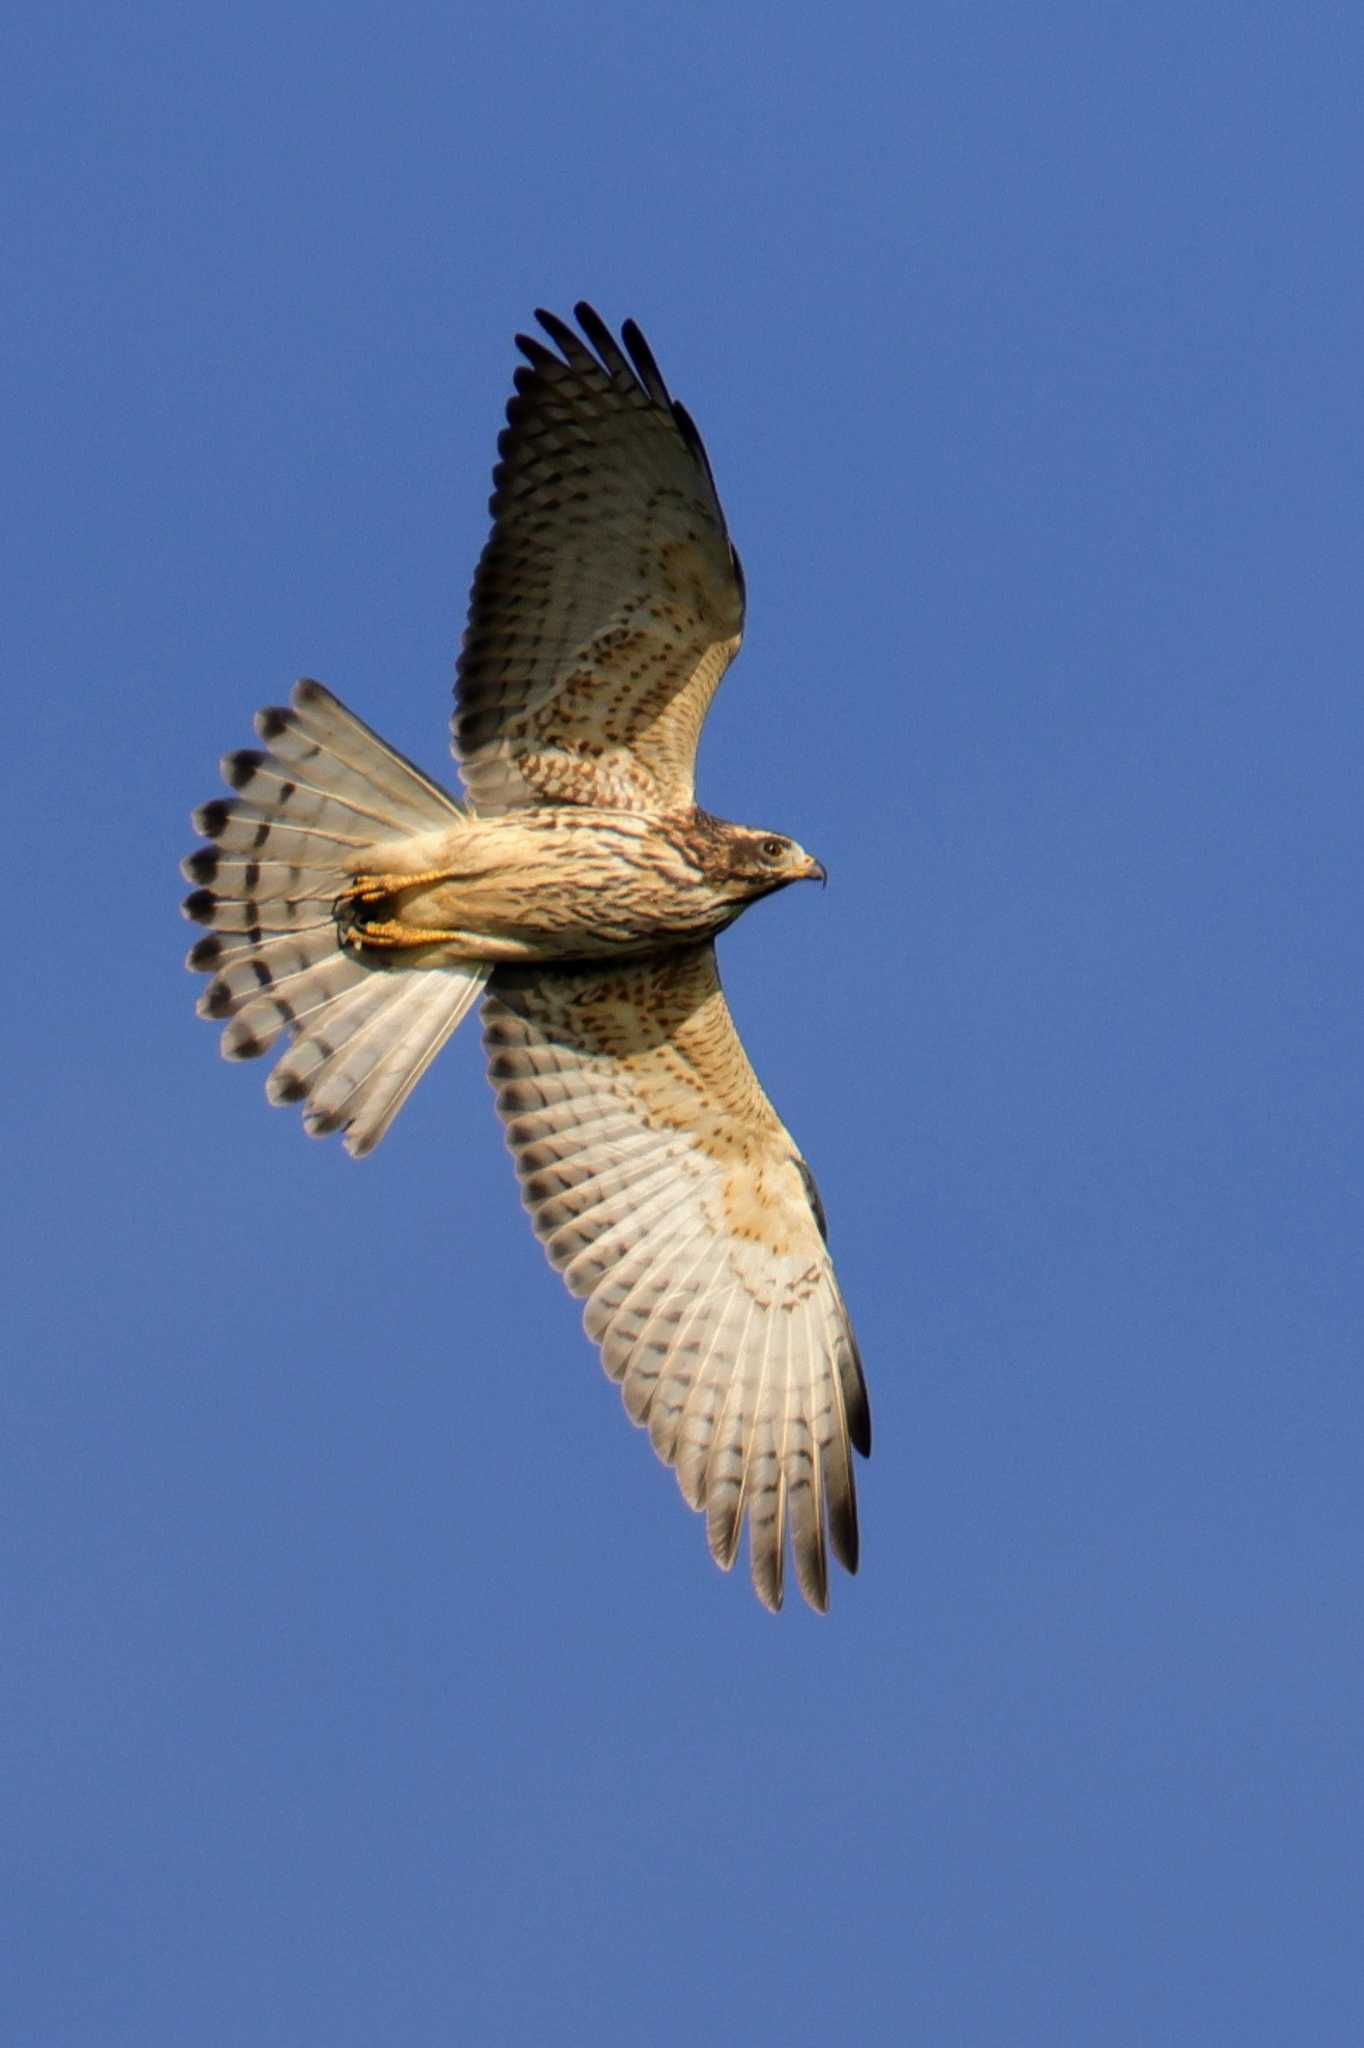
[
  {"xmin": 453, "ymin": 303, "xmax": 746, "ymax": 817},
  {"xmin": 483, "ymin": 945, "xmax": 870, "ymax": 1613}
]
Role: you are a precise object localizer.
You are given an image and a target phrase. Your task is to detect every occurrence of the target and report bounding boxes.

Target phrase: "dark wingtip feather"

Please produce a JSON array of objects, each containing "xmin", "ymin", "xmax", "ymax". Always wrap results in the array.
[
  {"xmin": 255, "ymin": 705, "xmax": 292, "ymax": 742},
  {"xmin": 515, "ymin": 331, "xmax": 559, "ymax": 371},
  {"xmin": 839, "ymin": 1327, "xmax": 872, "ymax": 1459},
  {"xmin": 828, "ymin": 1495, "xmax": 860, "ymax": 1575},
  {"xmin": 620, "ymin": 317, "xmax": 669, "ymax": 405},
  {"xmin": 572, "ymin": 301, "xmax": 630, "ymax": 381},
  {"xmin": 729, "ymin": 543, "xmax": 747, "ymax": 613},
  {"xmin": 672, "ymin": 399, "xmax": 722, "ymax": 495},
  {"xmin": 533, "ymin": 306, "xmax": 592, "ymax": 365}
]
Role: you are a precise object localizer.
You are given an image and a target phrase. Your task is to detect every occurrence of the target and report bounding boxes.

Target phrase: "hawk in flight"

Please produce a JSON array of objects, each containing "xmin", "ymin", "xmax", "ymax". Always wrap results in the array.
[{"xmin": 183, "ymin": 304, "xmax": 870, "ymax": 1612}]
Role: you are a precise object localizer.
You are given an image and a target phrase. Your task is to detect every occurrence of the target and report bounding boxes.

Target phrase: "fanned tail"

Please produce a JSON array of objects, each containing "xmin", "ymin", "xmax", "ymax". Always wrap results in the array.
[{"xmin": 182, "ymin": 679, "xmax": 488, "ymax": 1155}]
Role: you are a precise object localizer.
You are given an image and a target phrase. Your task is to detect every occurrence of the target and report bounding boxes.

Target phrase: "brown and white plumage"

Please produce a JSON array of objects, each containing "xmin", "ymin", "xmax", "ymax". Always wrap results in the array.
[
  {"xmin": 184, "ymin": 303, "xmax": 870, "ymax": 1611},
  {"xmin": 485, "ymin": 948, "xmax": 868, "ymax": 1612},
  {"xmin": 455, "ymin": 304, "xmax": 745, "ymax": 816}
]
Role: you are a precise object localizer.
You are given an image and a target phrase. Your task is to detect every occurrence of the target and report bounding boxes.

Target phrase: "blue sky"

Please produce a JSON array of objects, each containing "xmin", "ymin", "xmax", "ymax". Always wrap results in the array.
[{"xmin": 6, "ymin": 4, "xmax": 1363, "ymax": 2041}]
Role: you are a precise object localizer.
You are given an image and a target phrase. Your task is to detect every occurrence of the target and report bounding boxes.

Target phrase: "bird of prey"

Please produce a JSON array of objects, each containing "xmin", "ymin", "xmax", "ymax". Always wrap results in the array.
[{"xmin": 182, "ymin": 303, "xmax": 870, "ymax": 1612}]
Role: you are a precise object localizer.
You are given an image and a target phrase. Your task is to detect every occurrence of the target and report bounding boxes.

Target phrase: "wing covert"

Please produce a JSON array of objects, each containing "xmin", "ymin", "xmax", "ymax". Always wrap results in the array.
[
  {"xmin": 454, "ymin": 303, "xmax": 745, "ymax": 817},
  {"xmin": 482, "ymin": 945, "xmax": 869, "ymax": 1613}
]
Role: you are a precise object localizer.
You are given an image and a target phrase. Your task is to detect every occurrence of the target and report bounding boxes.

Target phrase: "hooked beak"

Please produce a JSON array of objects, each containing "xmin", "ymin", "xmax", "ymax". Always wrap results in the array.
[{"xmin": 803, "ymin": 855, "xmax": 828, "ymax": 888}]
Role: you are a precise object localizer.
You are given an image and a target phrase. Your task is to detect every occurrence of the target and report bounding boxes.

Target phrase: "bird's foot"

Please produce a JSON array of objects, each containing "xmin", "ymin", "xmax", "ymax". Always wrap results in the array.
[{"xmin": 333, "ymin": 868, "xmax": 462, "ymax": 953}]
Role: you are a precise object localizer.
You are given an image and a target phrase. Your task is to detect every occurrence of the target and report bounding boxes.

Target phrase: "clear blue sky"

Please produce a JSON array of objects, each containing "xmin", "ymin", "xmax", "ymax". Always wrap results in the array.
[{"xmin": 6, "ymin": 5, "xmax": 1363, "ymax": 2042}]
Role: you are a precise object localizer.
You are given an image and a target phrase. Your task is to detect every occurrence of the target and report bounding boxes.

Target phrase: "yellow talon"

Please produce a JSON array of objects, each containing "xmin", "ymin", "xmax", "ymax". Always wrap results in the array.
[
  {"xmin": 339, "ymin": 915, "xmax": 470, "ymax": 951},
  {"xmin": 333, "ymin": 866, "xmax": 466, "ymax": 953},
  {"xmin": 341, "ymin": 874, "xmax": 390, "ymax": 905}
]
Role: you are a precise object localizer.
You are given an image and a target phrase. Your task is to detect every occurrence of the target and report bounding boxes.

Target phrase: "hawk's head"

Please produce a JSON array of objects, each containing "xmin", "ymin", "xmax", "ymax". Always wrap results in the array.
[{"xmin": 709, "ymin": 824, "xmax": 826, "ymax": 901}]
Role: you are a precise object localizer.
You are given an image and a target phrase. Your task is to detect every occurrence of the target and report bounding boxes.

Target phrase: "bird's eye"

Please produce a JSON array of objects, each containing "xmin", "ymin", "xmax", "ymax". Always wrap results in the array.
[{"xmin": 759, "ymin": 837, "xmax": 787, "ymax": 862}]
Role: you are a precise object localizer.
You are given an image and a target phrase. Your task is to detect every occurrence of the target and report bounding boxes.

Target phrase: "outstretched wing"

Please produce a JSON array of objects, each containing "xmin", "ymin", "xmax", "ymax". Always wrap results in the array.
[
  {"xmin": 454, "ymin": 303, "xmax": 746, "ymax": 818},
  {"xmin": 483, "ymin": 945, "xmax": 870, "ymax": 1613}
]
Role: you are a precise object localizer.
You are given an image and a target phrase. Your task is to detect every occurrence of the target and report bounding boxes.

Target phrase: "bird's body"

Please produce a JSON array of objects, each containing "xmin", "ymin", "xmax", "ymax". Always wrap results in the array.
[
  {"xmin": 334, "ymin": 804, "xmax": 823, "ymax": 964},
  {"xmin": 184, "ymin": 303, "xmax": 869, "ymax": 1613}
]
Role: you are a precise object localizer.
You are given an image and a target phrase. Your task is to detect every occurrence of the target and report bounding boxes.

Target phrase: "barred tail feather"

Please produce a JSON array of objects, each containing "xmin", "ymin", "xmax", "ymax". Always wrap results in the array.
[
  {"xmin": 277, "ymin": 964, "xmax": 485, "ymax": 1156},
  {"xmin": 183, "ymin": 679, "xmax": 488, "ymax": 1156}
]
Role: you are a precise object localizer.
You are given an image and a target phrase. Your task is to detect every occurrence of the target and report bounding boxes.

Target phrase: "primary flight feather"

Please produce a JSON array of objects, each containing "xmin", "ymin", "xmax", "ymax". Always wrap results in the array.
[{"xmin": 183, "ymin": 303, "xmax": 870, "ymax": 1612}]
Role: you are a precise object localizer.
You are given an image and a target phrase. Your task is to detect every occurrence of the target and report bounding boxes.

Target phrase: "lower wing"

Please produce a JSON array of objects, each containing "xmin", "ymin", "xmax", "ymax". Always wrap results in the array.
[{"xmin": 483, "ymin": 944, "xmax": 870, "ymax": 1613}]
